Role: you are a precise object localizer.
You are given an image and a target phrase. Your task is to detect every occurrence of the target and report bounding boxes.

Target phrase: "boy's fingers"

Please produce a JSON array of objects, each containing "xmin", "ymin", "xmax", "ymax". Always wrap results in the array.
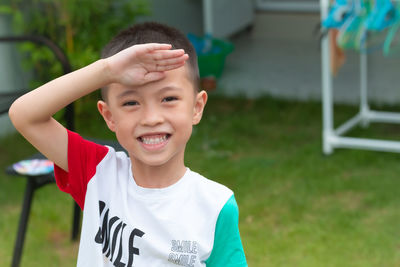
[
  {"xmin": 151, "ymin": 49, "xmax": 185, "ymax": 60},
  {"xmin": 155, "ymin": 62, "xmax": 186, "ymax": 72},
  {"xmin": 132, "ymin": 43, "xmax": 172, "ymax": 58},
  {"xmin": 142, "ymin": 43, "xmax": 172, "ymax": 52},
  {"xmin": 155, "ymin": 54, "xmax": 188, "ymax": 66},
  {"xmin": 143, "ymin": 71, "xmax": 166, "ymax": 83},
  {"xmin": 144, "ymin": 62, "xmax": 186, "ymax": 83}
]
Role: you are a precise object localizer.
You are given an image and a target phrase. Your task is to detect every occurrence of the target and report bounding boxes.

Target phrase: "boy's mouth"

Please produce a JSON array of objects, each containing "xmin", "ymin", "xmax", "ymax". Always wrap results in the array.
[{"xmin": 138, "ymin": 133, "xmax": 171, "ymax": 145}]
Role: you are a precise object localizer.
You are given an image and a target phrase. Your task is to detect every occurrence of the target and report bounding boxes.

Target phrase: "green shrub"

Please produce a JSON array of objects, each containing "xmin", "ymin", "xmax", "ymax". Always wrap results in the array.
[{"xmin": 1, "ymin": 0, "xmax": 149, "ymax": 92}]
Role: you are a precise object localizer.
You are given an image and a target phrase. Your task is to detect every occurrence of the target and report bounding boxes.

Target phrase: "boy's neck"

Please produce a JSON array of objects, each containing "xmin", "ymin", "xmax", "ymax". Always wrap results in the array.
[{"xmin": 130, "ymin": 158, "xmax": 187, "ymax": 189}]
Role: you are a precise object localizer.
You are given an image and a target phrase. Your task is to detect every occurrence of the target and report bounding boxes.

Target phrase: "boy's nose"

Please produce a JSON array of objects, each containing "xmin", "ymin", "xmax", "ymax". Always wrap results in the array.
[{"xmin": 140, "ymin": 106, "xmax": 164, "ymax": 126}]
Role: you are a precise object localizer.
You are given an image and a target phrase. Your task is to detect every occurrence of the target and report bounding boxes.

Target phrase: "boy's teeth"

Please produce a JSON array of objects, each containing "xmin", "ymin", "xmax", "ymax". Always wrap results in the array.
[{"xmin": 141, "ymin": 135, "xmax": 168, "ymax": 145}]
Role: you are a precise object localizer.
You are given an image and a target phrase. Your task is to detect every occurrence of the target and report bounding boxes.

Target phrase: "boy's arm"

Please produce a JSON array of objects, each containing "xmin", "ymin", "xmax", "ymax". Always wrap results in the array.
[
  {"xmin": 9, "ymin": 61, "xmax": 109, "ymax": 172},
  {"xmin": 8, "ymin": 43, "xmax": 188, "ymax": 171}
]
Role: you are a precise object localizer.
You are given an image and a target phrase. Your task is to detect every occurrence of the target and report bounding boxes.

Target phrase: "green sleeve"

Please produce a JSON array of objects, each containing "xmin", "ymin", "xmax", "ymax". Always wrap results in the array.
[{"xmin": 205, "ymin": 195, "xmax": 247, "ymax": 267}]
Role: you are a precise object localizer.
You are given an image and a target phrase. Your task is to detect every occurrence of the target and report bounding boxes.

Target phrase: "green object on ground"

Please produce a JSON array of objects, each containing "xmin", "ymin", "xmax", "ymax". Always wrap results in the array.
[{"xmin": 197, "ymin": 38, "xmax": 234, "ymax": 78}]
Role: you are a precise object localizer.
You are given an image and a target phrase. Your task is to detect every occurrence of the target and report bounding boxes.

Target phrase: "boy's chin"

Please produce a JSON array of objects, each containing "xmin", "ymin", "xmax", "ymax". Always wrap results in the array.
[{"xmin": 131, "ymin": 155, "xmax": 175, "ymax": 168}]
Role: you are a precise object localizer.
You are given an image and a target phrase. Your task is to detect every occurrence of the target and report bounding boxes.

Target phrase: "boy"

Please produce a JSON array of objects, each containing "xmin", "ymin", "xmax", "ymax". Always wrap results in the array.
[{"xmin": 9, "ymin": 22, "xmax": 247, "ymax": 266}]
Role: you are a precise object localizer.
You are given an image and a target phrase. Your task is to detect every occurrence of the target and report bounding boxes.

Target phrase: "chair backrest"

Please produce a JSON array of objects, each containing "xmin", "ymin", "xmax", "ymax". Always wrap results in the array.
[{"xmin": 0, "ymin": 35, "xmax": 75, "ymax": 130}]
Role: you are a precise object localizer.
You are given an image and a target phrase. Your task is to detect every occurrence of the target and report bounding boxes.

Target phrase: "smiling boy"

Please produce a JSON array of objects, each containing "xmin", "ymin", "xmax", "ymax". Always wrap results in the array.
[{"xmin": 9, "ymin": 22, "xmax": 247, "ymax": 266}]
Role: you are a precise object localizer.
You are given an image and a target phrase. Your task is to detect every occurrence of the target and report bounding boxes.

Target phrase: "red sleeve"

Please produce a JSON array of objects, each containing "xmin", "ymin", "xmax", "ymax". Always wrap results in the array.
[{"xmin": 54, "ymin": 130, "xmax": 109, "ymax": 210}]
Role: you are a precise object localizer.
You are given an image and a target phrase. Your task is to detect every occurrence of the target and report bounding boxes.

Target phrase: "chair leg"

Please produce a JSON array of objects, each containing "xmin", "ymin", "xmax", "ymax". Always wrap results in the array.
[
  {"xmin": 71, "ymin": 202, "xmax": 81, "ymax": 240},
  {"xmin": 11, "ymin": 179, "xmax": 36, "ymax": 267}
]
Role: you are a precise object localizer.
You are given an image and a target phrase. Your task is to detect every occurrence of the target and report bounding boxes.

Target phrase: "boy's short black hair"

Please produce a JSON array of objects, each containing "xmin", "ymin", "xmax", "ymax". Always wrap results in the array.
[{"xmin": 101, "ymin": 22, "xmax": 199, "ymax": 100}]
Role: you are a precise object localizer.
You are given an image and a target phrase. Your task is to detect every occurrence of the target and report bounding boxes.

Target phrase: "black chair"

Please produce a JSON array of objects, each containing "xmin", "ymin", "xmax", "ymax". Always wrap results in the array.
[
  {"xmin": 0, "ymin": 35, "xmax": 123, "ymax": 267},
  {"xmin": 0, "ymin": 35, "xmax": 78, "ymax": 267}
]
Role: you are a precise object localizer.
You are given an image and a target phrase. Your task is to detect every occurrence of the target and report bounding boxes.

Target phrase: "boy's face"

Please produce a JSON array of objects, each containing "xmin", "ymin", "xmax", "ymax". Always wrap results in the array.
[{"xmin": 97, "ymin": 66, "xmax": 207, "ymax": 169}]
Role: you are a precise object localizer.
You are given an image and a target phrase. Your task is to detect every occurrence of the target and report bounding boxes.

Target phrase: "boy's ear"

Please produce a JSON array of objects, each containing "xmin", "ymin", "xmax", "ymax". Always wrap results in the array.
[
  {"xmin": 192, "ymin": 90, "xmax": 208, "ymax": 125},
  {"xmin": 97, "ymin": 100, "xmax": 116, "ymax": 132}
]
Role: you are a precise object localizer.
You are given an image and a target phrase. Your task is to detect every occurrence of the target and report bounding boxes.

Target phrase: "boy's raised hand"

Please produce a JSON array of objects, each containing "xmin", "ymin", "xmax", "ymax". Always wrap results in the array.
[
  {"xmin": 9, "ymin": 43, "xmax": 188, "ymax": 172},
  {"xmin": 105, "ymin": 43, "xmax": 189, "ymax": 86}
]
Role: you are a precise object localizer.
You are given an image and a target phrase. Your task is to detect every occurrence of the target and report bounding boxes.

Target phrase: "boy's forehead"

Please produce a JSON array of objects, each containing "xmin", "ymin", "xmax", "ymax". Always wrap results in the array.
[{"xmin": 108, "ymin": 66, "xmax": 195, "ymax": 97}]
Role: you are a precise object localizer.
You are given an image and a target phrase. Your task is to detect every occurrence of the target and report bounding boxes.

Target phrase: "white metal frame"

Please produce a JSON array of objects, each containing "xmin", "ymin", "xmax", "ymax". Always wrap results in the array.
[{"xmin": 320, "ymin": 0, "xmax": 400, "ymax": 154}]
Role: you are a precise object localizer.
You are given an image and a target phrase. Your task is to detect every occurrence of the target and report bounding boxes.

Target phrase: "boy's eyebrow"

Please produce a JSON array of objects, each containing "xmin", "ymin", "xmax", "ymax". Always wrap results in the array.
[
  {"xmin": 159, "ymin": 86, "xmax": 183, "ymax": 93},
  {"xmin": 117, "ymin": 89, "xmax": 138, "ymax": 99}
]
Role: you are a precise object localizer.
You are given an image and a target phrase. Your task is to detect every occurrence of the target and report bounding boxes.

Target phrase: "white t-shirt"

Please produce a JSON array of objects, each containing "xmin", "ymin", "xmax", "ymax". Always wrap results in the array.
[{"xmin": 54, "ymin": 130, "xmax": 247, "ymax": 266}]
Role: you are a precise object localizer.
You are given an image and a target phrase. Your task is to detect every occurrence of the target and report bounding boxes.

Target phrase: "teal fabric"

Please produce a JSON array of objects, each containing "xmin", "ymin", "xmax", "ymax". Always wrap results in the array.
[{"xmin": 205, "ymin": 195, "xmax": 247, "ymax": 266}]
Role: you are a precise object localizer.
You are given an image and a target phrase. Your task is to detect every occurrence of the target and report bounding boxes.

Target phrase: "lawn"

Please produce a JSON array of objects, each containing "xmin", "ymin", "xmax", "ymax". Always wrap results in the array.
[{"xmin": 1, "ymin": 95, "xmax": 400, "ymax": 266}]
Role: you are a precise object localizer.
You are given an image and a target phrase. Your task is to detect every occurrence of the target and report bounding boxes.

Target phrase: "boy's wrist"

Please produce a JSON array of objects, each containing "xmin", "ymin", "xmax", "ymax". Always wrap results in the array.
[{"xmin": 97, "ymin": 58, "xmax": 115, "ymax": 85}]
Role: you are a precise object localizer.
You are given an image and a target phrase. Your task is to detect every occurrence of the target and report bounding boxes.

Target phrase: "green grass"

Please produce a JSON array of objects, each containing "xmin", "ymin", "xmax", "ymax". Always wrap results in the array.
[{"xmin": 1, "ymin": 95, "xmax": 400, "ymax": 266}]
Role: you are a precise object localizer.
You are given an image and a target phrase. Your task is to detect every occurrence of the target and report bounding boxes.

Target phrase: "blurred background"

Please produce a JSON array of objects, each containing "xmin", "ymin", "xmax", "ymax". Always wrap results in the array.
[{"xmin": 1, "ymin": 0, "xmax": 400, "ymax": 266}]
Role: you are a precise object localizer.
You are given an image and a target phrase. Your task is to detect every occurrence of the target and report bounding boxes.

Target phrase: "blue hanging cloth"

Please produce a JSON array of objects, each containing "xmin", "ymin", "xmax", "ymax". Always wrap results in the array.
[
  {"xmin": 365, "ymin": 0, "xmax": 399, "ymax": 31},
  {"xmin": 322, "ymin": 0, "xmax": 355, "ymax": 29},
  {"xmin": 336, "ymin": 0, "xmax": 367, "ymax": 50}
]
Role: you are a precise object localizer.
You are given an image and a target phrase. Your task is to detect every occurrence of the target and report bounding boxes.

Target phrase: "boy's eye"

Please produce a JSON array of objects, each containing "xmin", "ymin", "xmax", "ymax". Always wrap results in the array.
[
  {"xmin": 123, "ymin": 101, "xmax": 139, "ymax": 106},
  {"xmin": 162, "ymin": 96, "xmax": 178, "ymax": 102}
]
